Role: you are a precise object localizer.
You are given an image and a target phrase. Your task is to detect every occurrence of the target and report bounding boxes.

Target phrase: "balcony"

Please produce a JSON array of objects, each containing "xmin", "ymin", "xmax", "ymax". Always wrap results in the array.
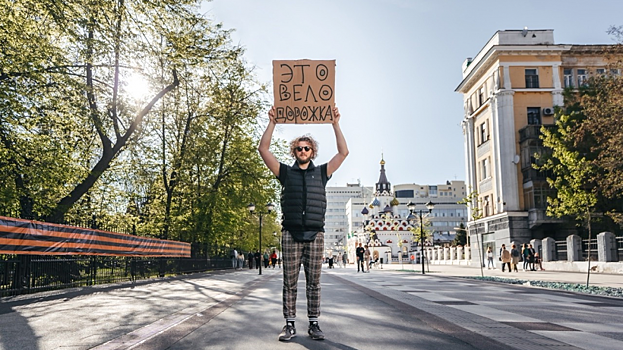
[
  {"xmin": 528, "ymin": 208, "xmax": 564, "ymax": 229},
  {"xmin": 521, "ymin": 168, "xmax": 551, "ymax": 182},
  {"xmin": 519, "ymin": 124, "xmax": 556, "ymax": 143}
]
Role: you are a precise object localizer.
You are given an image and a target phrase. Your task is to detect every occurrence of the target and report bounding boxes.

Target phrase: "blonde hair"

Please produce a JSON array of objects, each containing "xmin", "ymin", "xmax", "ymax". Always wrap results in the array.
[{"xmin": 289, "ymin": 134, "xmax": 318, "ymax": 160}]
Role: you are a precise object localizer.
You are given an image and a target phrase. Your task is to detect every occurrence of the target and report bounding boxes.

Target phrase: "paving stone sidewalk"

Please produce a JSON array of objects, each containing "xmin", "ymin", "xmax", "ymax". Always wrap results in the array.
[{"xmin": 1, "ymin": 265, "xmax": 622, "ymax": 350}]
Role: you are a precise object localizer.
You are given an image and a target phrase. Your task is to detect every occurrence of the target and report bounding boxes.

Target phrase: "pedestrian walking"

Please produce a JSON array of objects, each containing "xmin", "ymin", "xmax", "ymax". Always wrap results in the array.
[
  {"xmin": 254, "ymin": 250, "xmax": 261, "ymax": 270},
  {"xmin": 528, "ymin": 244, "xmax": 536, "ymax": 271},
  {"xmin": 364, "ymin": 245, "xmax": 371, "ymax": 272},
  {"xmin": 534, "ymin": 252, "xmax": 545, "ymax": 270},
  {"xmin": 356, "ymin": 243, "xmax": 365, "ymax": 272},
  {"xmin": 248, "ymin": 252, "xmax": 254, "ymax": 269},
  {"xmin": 238, "ymin": 253, "xmax": 244, "ymax": 269},
  {"xmin": 486, "ymin": 246, "xmax": 494, "ymax": 269},
  {"xmin": 511, "ymin": 244, "xmax": 520, "ymax": 272},
  {"xmin": 500, "ymin": 244, "xmax": 511, "ymax": 272},
  {"xmin": 271, "ymin": 250, "xmax": 278, "ymax": 268},
  {"xmin": 263, "ymin": 251, "xmax": 269, "ymax": 269},
  {"xmin": 259, "ymin": 105, "xmax": 348, "ymax": 342},
  {"xmin": 342, "ymin": 251, "xmax": 347, "ymax": 267},
  {"xmin": 231, "ymin": 249, "xmax": 238, "ymax": 269},
  {"xmin": 522, "ymin": 243, "xmax": 530, "ymax": 271}
]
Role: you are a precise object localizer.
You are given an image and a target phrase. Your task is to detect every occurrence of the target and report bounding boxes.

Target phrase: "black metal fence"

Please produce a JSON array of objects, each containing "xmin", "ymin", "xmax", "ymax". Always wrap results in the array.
[
  {"xmin": 582, "ymin": 238, "xmax": 598, "ymax": 261},
  {"xmin": 0, "ymin": 255, "xmax": 231, "ymax": 298},
  {"xmin": 555, "ymin": 240, "xmax": 567, "ymax": 261},
  {"xmin": 553, "ymin": 238, "xmax": 620, "ymax": 262}
]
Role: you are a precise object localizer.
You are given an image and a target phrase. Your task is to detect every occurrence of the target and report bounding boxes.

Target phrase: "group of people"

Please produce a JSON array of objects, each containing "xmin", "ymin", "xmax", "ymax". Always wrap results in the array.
[
  {"xmin": 488, "ymin": 243, "xmax": 544, "ymax": 272},
  {"xmin": 324, "ymin": 252, "xmax": 347, "ymax": 268},
  {"xmin": 230, "ymin": 249, "xmax": 245, "ymax": 270},
  {"xmin": 231, "ymin": 249, "xmax": 280, "ymax": 270},
  {"xmin": 355, "ymin": 243, "xmax": 376, "ymax": 273}
]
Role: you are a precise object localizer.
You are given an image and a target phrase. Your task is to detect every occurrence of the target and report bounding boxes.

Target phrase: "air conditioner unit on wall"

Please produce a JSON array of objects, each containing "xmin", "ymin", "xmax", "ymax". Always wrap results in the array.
[{"xmin": 542, "ymin": 107, "xmax": 554, "ymax": 116}]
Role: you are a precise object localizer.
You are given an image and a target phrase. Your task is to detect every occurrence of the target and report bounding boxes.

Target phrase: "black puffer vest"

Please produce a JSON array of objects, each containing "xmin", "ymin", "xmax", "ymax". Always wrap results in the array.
[{"xmin": 280, "ymin": 161, "xmax": 327, "ymax": 233}]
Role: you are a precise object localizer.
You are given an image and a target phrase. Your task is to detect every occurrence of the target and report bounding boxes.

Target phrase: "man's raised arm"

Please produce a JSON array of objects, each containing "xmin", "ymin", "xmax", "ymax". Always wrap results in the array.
[
  {"xmin": 327, "ymin": 106, "xmax": 349, "ymax": 177},
  {"xmin": 258, "ymin": 106, "xmax": 280, "ymax": 177}
]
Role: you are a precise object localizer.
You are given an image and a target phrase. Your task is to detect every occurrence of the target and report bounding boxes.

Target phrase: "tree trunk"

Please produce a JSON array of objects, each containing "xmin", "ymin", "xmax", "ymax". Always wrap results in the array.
[{"xmin": 45, "ymin": 73, "xmax": 179, "ymax": 223}]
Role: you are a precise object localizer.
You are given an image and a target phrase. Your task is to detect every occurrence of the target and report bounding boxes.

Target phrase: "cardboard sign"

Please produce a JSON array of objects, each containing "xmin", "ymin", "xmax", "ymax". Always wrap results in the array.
[{"xmin": 272, "ymin": 59, "xmax": 335, "ymax": 124}]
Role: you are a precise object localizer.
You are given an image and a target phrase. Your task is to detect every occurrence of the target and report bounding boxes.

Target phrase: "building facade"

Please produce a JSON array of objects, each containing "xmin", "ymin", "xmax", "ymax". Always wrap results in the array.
[
  {"xmin": 455, "ymin": 29, "xmax": 620, "ymax": 264},
  {"xmin": 340, "ymin": 158, "xmax": 467, "ymax": 264},
  {"xmin": 325, "ymin": 183, "xmax": 373, "ymax": 257}
]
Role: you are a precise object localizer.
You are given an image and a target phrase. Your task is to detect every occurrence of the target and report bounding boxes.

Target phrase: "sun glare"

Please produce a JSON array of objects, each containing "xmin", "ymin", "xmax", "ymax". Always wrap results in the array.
[{"xmin": 124, "ymin": 71, "xmax": 151, "ymax": 102}]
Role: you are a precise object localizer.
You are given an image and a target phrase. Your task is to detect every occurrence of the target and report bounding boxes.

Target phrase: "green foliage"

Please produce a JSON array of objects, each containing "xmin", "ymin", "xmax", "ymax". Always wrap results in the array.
[
  {"xmin": 453, "ymin": 222, "xmax": 467, "ymax": 246},
  {"xmin": 538, "ymin": 72, "xmax": 623, "ymax": 229},
  {"xmin": 0, "ymin": 0, "xmax": 284, "ymax": 256},
  {"xmin": 458, "ymin": 187, "xmax": 482, "ymax": 221},
  {"xmin": 408, "ymin": 212, "xmax": 433, "ymax": 243},
  {"xmin": 538, "ymin": 111, "xmax": 597, "ymax": 222},
  {"xmin": 465, "ymin": 276, "xmax": 623, "ymax": 298}
]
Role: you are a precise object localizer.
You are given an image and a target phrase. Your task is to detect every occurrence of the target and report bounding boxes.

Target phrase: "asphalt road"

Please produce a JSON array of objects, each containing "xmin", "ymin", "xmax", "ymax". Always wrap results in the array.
[{"xmin": 1, "ymin": 266, "xmax": 622, "ymax": 350}]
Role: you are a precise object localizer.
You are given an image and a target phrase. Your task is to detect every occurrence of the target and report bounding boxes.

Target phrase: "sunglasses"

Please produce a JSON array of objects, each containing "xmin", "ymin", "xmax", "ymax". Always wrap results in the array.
[{"xmin": 295, "ymin": 146, "xmax": 311, "ymax": 152}]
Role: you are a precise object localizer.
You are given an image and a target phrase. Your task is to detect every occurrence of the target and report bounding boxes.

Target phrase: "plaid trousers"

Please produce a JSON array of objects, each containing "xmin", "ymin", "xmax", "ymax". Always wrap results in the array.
[{"xmin": 281, "ymin": 230, "xmax": 324, "ymax": 320}]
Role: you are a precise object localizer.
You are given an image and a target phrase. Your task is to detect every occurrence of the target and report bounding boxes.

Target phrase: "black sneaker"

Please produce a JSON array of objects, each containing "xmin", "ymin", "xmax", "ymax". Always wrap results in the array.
[
  {"xmin": 308, "ymin": 322, "xmax": 325, "ymax": 340},
  {"xmin": 278, "ymin": 323, "xmax": 296, "ymax": 341}
]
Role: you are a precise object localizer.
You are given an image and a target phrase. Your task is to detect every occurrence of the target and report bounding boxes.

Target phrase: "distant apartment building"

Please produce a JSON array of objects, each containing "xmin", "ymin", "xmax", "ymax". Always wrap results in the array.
[
  {"xmin": 455, "ymin": 29, "xmax": 621, "ymax": 262},
  {"xmin": 325, "ymin": 183, "xmax": 373, "ymax": 256},
  {"xmin": 393, "ymin": 182, "xmax": 467, "ymax": 238}
]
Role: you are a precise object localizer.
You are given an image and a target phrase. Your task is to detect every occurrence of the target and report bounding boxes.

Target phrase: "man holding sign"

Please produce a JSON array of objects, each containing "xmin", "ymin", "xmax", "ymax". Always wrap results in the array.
[{"xmin": 258, "ymin": 101, "xmax": 348, "ymax": 341}]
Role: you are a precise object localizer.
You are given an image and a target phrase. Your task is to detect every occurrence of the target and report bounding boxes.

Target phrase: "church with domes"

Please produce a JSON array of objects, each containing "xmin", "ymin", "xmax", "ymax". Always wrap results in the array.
[{"xmin": 336, "ymin": 157, "xmax": 467, "ymax": 265}]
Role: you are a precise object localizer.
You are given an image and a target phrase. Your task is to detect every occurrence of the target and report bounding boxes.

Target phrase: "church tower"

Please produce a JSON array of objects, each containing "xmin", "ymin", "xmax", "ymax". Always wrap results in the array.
[
  {"xmin": 369, "ymin": 155, "xmax": 395, "ymax": 217},
  {"xmin": 375, "ymin": 155, "xmax": 392, "ymax": 197}
]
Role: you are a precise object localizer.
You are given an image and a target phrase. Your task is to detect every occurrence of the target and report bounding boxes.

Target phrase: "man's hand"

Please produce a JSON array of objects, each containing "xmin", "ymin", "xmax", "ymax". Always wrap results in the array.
[
  {"xmin": 268, "ymin": 106, "xmax": 277, "ymax": 124},
  {"xmin": 332, "ymin": 106, "xmax": 340, "ymax": 125}
]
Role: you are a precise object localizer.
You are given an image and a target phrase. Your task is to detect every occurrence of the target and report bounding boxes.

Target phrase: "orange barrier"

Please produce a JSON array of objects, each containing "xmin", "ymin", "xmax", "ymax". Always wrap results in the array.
[{"xmin": 0, "ymin": 216, "xmax": 190, "ymax": 257}]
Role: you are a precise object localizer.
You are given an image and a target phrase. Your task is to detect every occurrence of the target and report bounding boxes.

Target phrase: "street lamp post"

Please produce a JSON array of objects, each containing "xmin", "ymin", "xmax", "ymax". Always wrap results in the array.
[
  {"xmin": 247, "ymin": 202, "xmax": 275, "ymax": 275},
  {"xmin": 407, "ymin": 201, "xmax": 435, "ymax": 275}
]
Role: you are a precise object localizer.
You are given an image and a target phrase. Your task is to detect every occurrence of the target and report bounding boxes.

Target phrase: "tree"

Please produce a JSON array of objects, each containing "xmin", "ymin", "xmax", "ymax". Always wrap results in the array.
[
  {"xmin": 537, "ymin": 65, "xmax": 623, "ymax": 286},
  {"xmin": 408, "ymin": 213, "xmax": 433, "ymax": 245},
  {"xmin": 0, "ymin": 0, "xmax": 285, "ymax": 257},
  {"xmin": 0, "ymin": 0, "xmax": 239, "ymax": 223},
  {"xmin": 453, "ymin": 222, "xmax": 467, "ymax": 246},
  {"xmin": 458, "ymin": 187, "xmax": 483, "ymax": 222},
  {"xmin": 457, "ymin": 186, "xmax": 482, "ymax": 248}
]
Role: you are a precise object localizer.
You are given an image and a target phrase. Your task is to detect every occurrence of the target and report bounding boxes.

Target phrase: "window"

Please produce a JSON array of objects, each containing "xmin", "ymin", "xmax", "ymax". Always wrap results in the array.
[
  {"xmin": 525, "ymin": 69, "xmax": 539, "ymax": 88},
  {"xmin": 596, "ymin": 68, "xmax": 606, "ymax": 76},
  {"xmin": 395, "ymin": 190, "xmax": 414, "ymax": 198},
  {"xmin": 521, "ymin": 139, "xmax": 540, "ymax": 170},
  {"xmin": 481, "ymin": 158, "xmax": 489, "ymax": 180},
  {"xmin": 429, "ymin": 186, "xmax": 438, "ymax": 196},
  {"xmin": 479, "ymin": 121, "xmax": 489, "ymax": 145},
  {"xmin": 577, "ymin": 69, "xmax": 588, "ymax": 87},
  {"xmin": 611, "ymin": 69, "xmax": 620, "ymax": 76},
  {"xmin": 478, "ymin": 87, "xmax": 485, "ymax": 107},
  {"xmin": 483, "ymin": 196, "xmax": 490, "ymax": 216},
  {"xmin": 527, "ymin": 107, "xmax": 541, "ymax": 125},
  {"xmin": 563, "ymin": 69, "xmax": 573, "ymax": 88},
  {"xmin": 523, "ymin": 183, "xmax": 553, "ymax": 210}
]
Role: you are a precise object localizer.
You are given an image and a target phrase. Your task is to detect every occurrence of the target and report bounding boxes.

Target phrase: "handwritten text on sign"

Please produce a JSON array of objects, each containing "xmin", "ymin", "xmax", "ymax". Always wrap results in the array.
[{"xmin": 272, "ymin": 59, "xmax": 335, "ymax": 124}]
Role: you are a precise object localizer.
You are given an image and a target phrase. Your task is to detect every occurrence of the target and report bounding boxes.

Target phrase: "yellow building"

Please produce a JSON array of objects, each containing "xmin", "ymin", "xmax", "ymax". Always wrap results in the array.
[{"xmin": 455, "ymin": 29, "xmax": 619, "ymax": 262}]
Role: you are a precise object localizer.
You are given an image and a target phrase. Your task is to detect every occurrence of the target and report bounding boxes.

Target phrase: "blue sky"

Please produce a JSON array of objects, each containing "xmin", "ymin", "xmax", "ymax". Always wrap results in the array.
[{"xmin": 203, "ymin": 0, "xmax": 622, "ymax": 188}]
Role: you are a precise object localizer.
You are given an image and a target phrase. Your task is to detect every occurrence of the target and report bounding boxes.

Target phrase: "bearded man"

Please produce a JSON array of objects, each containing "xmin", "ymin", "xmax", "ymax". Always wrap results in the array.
[{"xmin": 258, "ymin": 105, "xmax": 348, "ymax": 341}]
